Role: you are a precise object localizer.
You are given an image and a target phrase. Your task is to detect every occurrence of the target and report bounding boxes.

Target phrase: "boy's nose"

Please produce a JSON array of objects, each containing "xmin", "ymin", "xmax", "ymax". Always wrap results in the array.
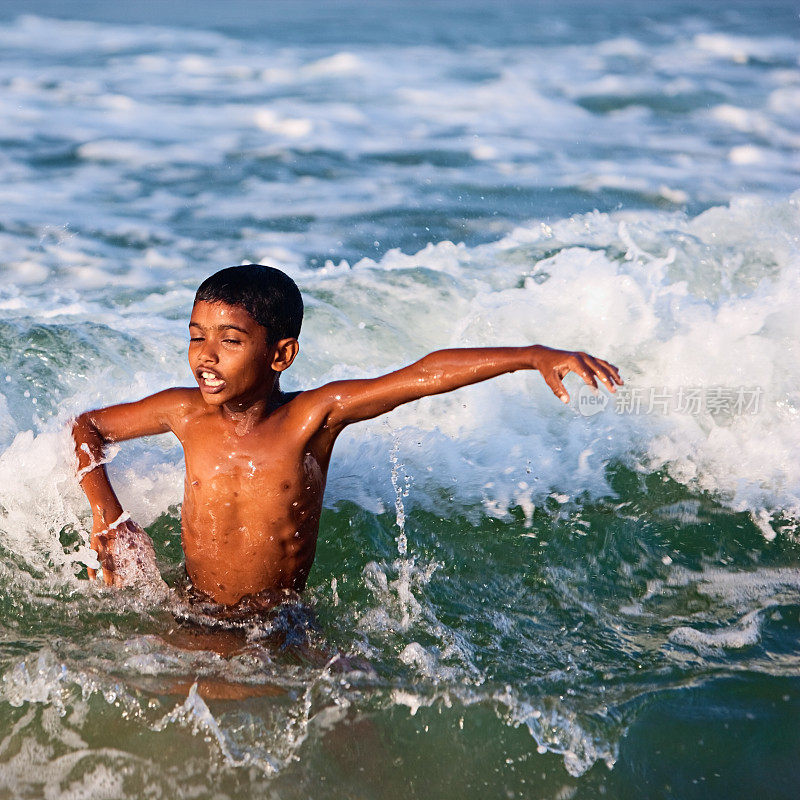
[{"xmin": 198, "ymin": 342, "xmax": 219, "ymax": 363}]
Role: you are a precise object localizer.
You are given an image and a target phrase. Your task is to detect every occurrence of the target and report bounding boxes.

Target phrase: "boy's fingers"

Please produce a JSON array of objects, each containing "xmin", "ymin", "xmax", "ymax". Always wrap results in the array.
[
  {"xmin": 571, "ymin": 355, "xmax": 598, "ymax": 389},
  {"xmin": 593, "ymin": 356, "xmax": 623, "ymax": 385},
  {"xmin": 599, "ymin": 358, "xmax": 623, "ymax": 385},
  {"xmin": 585, "ymin": 355, "xmax": 620, "ymax": 391},
  {"xmin": 572, "ymin": 352, "xmax": 621, "ymax": 391},
  {"xmin": 543, "ymin": 371, "xmax": 570, "ymax": 403},
  {"xmin": 555, "ymin": 353, "xmax": 622, "ymax": 399},
  {"xmin": 91, "ymin": 531, "xmax": 117, "ymax": 576}
]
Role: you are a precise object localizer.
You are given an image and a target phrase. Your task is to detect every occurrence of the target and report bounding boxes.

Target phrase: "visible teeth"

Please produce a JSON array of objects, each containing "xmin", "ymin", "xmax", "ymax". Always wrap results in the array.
[{"xmin": 201, "ymin": 371, "xmax": 223, "ymax": 385}]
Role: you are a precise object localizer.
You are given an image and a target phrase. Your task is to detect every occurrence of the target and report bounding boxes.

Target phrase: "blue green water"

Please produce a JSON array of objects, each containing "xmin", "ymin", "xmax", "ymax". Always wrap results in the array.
[{"xmin": 0, "ymin": 1, "xmax": 799, "ymax": 797}]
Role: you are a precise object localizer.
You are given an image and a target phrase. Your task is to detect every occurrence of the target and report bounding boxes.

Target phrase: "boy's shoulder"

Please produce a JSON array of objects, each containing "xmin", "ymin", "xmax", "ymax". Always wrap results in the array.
[
  {"xmin": 156, "ymin": 386, "xmax": 204, "ymax": 407},
  {"xmin": 143, "ymin": 386, "xmax": 207, "ymax": 426}
]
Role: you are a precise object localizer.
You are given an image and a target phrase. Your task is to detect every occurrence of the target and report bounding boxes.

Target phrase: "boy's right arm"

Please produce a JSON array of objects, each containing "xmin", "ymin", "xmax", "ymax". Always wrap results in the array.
[{"xmin": 72, "ymin": 388, "xmax": 193, "ymax": 582}]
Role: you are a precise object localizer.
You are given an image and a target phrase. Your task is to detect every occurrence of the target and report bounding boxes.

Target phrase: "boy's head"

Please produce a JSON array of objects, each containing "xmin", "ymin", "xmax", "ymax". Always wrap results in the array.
[{"xmin": 194, "ymin": 265, "xmax": 303, "ymax": 344}]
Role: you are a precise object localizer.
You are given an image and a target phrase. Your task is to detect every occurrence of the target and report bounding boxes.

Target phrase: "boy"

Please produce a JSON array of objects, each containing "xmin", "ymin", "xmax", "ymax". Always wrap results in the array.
[{"xmin": 73, "ymin": 265, "xmax": 622, "ymax": 609}]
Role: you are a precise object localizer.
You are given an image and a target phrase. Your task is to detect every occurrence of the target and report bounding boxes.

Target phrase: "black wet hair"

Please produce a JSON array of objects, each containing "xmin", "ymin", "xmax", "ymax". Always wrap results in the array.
[{"xmin": 194, "ymin": 265, "xmax": 303, "ymax": 342}]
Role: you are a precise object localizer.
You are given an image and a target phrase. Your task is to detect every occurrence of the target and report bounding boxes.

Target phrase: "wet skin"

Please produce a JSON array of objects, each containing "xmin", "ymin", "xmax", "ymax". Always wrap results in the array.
[{"xmin": 73, "ymin": 300, "xmax": 622, "ymax": 606}]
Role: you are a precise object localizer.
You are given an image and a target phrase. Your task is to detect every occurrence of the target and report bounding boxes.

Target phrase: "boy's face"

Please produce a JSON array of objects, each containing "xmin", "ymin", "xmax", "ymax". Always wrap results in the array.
[{"xmin": 188, "ymin": 300, "xmax": 275, "ymax": 408}]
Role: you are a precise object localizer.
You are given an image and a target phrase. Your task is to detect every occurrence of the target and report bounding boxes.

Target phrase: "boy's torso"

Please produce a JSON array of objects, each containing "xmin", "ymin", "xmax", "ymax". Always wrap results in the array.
[{"xmin": 171, "ymin": 389, "xmax": 333, "ymax": 606}]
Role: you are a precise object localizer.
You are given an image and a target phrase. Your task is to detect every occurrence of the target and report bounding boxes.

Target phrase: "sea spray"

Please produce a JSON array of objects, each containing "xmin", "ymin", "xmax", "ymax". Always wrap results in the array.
[{"xmin": 389, "ymin": 432, "xmax": 414, "ymax": 627}]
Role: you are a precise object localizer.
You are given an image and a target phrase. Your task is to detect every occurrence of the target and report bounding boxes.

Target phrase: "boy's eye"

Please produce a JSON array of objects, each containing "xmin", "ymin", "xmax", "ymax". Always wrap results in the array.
[
  {"xmin": 223, "ymin": 339, "xmax": 242, "ymax": 345},
  {"xmin": 189, "ymin": 337, "xmax": 204, "ymax": 343}
]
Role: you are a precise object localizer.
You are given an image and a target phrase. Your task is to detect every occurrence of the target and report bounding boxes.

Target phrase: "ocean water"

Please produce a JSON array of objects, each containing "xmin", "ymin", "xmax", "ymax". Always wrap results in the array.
[{"xmin": 0, "ymin": 1, "xmax": 799, "ymax": 797}]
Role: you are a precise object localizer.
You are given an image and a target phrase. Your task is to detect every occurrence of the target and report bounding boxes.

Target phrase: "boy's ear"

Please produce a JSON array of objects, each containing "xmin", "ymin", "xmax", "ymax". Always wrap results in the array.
[{"xmin": 270, "ymin": 337, "xmax": 299, "ymax": 372}]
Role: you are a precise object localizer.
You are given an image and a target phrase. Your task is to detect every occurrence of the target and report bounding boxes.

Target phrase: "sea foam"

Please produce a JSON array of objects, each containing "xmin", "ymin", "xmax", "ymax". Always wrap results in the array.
[{"xmin": 0, "ymin": 196, "xmax": 797, "ymax": 578}]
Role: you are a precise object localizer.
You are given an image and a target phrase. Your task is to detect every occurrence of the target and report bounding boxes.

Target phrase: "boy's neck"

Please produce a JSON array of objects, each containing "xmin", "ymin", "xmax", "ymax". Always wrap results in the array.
[{"xmin": 220, "ymin": 375, "xmax": 285, "ymax": 429}]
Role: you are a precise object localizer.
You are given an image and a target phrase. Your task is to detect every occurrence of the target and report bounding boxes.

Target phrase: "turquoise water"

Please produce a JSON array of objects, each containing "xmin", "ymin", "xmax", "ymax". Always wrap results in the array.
[{"xmin": 1, "ymin": 1, "xmax": 800, "ymax": 797}]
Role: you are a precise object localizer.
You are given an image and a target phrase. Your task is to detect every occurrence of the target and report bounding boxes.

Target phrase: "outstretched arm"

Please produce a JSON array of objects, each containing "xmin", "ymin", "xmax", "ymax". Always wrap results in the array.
[{"xmin": 317, "ymin": 345, "xmax": 622, "ymax": 433}]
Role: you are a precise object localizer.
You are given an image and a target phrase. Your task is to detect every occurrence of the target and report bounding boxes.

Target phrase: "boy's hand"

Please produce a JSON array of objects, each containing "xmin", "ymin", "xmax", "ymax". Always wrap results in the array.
[
  {"xmin": 529, "ymin": 345, "xmax": 623, "ymax": 404},
  {"xmin": 89, "ymin": 516, "xmax": 158, "ymax": 587},
  {"xmin": 89, "ymin": 516, "xmax": 127, "ymax": 585}
]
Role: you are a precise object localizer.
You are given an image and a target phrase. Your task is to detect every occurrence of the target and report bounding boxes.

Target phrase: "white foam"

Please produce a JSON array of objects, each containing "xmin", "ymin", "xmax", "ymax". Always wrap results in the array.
[
  {"xmin": 658, "ymin": 564, "xmax": 800, "ymax": 655},
  {"xmin": 494, "ymin": 686, "xmax": 617, "ymax": 777},
  {"xmin": 692, "ymin": 32, "xmax": 798, "ymax": 64},
  {"xmin": 729, "ymin": 145, "xmax": 766, "ymax": 165},
  {"xmin": 0, "ymin": 428, "xmax": 95, "ymax": 578},
  {"xmin": 2, "ymin": 196, "xmax": 797, "ymax": 550},
  {"xmin": 305, "ymin": 196, "xmax": 800, "ymax": 519},
  {"xmin": 253, "ymin": 109, "xmax": 314, "ymax": 138},
  {"xmin": 77, "ymin": 140, "xmax": 200, "ymax": 166},
  {"xmin": 3, "ymin": 651, "xmax": 71, "ymax": 714},
  {"xmin": 154, "ymin": 683, "xmax": 270, "ymax": 769},
  {"xmin": 302, "ymin": 52, "xmax": 364, "ymax": 77},
  {"xmin": 669, "ymin": 610, "xmax": 762, "ymax": 652},
  {"xmin": 0, "ymin": 9, "xmax": 797, "ymax": 245},
  {"xmin": 667, "ymin": 565, "xmax": 800, "ymax": 609}
]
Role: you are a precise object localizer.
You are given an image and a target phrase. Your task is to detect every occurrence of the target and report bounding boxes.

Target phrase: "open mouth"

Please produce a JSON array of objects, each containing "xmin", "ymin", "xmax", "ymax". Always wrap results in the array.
[{"xmin": 197, "ymin": 369, "xmax": 226, "ymax": 393}]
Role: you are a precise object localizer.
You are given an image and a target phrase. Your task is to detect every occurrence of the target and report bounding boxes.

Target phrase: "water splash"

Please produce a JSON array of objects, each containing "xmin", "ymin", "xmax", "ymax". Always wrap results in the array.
[
  {"xmin": 387, "ymin": 432, "xmax": 418, "ymax": 634},
  {"xmin": 388, "ymin": 434, "xmax": 412, "ymax": 556}
]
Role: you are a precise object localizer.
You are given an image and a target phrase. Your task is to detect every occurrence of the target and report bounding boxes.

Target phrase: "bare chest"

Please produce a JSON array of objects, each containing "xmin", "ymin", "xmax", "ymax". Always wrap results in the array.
[{"xmin": 179, "ymin": 420, "xmax": 326, "ymax": 523}]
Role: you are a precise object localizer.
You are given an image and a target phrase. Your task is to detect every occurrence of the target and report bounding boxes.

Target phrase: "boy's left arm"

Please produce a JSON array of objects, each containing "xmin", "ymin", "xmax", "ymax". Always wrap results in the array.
[{"xmin": 308, "ymin": 345, "xmax": 621, "ymax": 434}]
